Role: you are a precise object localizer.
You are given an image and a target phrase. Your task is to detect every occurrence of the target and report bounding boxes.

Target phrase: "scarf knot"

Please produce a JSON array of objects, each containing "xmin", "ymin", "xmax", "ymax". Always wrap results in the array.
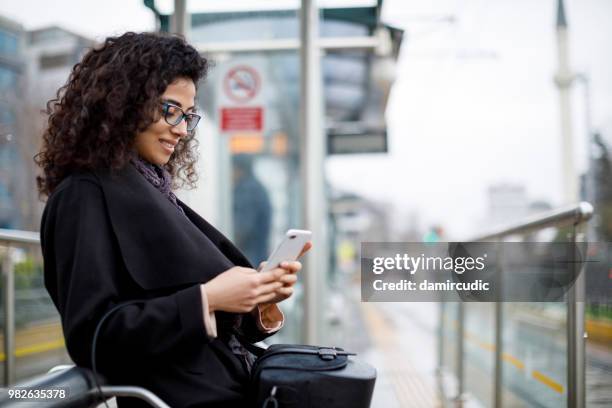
[{"xmin": 131, "ymin": 157, "xmax": 186, "ymax": 217}]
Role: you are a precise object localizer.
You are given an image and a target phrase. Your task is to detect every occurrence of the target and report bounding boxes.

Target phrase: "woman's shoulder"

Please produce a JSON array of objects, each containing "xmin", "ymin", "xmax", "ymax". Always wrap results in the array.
[
  {"xmin": 41, "ymin": 170, "xmax": 108, "ymax": 231},
  {"xmin": 49, "ymin": 170, "xmax": 103, "ymax": 201}
]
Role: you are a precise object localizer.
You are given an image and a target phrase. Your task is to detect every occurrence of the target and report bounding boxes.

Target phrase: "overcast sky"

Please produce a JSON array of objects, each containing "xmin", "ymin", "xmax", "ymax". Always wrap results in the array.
[
  {"xmin": 330, "ymin": 0, "xmax": 612, "ymax": 237},
  {"xmin": 1, "ymin": 0, "xmax": 611, "ymax": 238}
]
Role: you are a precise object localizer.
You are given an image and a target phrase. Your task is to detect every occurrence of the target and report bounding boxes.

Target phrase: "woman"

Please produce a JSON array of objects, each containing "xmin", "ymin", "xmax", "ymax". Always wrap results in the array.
[{"xmin": 36, "ymin": 32, "xmax": 309, "ymax": 408}]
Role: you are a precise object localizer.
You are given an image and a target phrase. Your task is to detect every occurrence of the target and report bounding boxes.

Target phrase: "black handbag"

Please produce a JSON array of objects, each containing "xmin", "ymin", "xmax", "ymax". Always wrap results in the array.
[{"xmin": 242, "ymin": 342, "xmax": 377, "ymax": 408}]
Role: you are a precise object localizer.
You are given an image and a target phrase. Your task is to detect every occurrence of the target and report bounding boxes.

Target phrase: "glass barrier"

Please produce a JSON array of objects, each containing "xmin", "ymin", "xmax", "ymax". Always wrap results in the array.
[
  {"xmin": 584, "ymin": 242, "xmax": 612, "ymax": 406},
  {"xmin": 440, "ymin": 301, "xmax": 460, "ymax": 399},
  {"xmin": 501, "ymin": 303, "xmax": 567, "ymax": 407},
  {"xmin": 464, "ymin": 302, "xmax": 495, "ymax": 407},
  {"xmin": 438, "ymin": 213, "xmax": 594, "ymax": 407},
  {"xmin": 0, "ymin": 244, "xmax": 72, "ymax": 384},
  {"xmin": 197, "ymin": 48, "xmax": 304, "ymax": 343}
]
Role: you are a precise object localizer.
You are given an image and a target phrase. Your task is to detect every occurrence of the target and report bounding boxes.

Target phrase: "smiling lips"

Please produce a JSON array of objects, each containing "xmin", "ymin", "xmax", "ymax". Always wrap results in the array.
[{"xmin": 159, "ymin": 139, "xmax": 177, "ymax": 153}]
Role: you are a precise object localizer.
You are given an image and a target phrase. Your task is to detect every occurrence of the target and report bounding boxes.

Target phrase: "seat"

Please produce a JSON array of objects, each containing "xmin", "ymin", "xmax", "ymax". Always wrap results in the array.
[
  {"xmin": 0, "ymin": 366, "xmax": 170, "ymax": 408},
  {"xmin": 0, "ymin": 366, "xmax": 103, "ymax": 407}
]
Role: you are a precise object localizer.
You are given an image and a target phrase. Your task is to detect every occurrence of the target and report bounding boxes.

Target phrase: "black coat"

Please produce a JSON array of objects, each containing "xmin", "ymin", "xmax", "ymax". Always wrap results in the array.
[{"xmin": 41, "ymin": 164, "xmax": 276, "ymax": 408}]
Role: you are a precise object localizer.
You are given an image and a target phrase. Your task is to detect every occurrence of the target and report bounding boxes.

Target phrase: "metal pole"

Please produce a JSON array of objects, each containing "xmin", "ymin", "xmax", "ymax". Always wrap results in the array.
[
  {"xmin": 438, "ymin": 300, "xmax": 444, "ymax": 379},
  {"xmin": 556, "ymin": 4, "xmax": 585, "ymax": 402},
  {"xmin": 456, "ymin": 302, "xmax": 465, "ymax": 406},
  {"xmin": 194, "ymin": 36, "xmax": 380, "ymax": 54},
  {"xmin": 493, "ymin": 242, "xmax": 504, "ymax": 408},
  {"xmin": 172, "ymin": 0, "xmax": 190, "ymax": 37},
  {"xmin": 574, "ymin": 74, "xmax": 597, "ymax": 241},
  {"xmin": 567, "ymin": 229, "xmax": 586, "ymax": 408},
  {"xmin": 299, "ymin": 0, "xmax": 326, "ymax": 344},
  {"xmin": 555, "ymin": 0, "xmax": 577, "ymax": 205},
  {"xmin": 2, "ymin": 247, "xmax": 15, "ymax": 385}
]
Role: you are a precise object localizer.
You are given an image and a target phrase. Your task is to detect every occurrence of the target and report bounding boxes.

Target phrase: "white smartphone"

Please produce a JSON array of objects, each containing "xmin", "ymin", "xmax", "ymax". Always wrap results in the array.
[{"xmin": 260, "ymin": 229, "xmax": 312, "ymax": 272}]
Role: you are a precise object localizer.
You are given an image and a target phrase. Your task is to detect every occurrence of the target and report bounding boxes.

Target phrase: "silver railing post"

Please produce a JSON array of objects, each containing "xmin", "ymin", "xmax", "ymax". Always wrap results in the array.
[
  {"xmin": 438, "ymin": 301, "xmax": 444, "ymax": 381},
  {"xmin": 0, "ymin": 229, "xmax": 41, "ymax": 386},
  {"xmin": 456, "ymin": 301, "xmax": 465, "ymax": 406},
  {"xmin": 567, "ymin": 229, "xmax": 586, "ymax": 408},
  {"xmin": 493, "ymin": 242, "xmax": 504, "ymax": 408},
  {"xmin": 2, "ymin": 246, "xmax": 15, "ymax": 385}
]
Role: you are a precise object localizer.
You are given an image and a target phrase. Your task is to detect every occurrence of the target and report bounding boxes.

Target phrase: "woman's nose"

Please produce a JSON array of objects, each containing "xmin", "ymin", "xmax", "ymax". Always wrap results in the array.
[{"xmin": 171, "ymin": 118, "xmax": 189, "ymax": 137}]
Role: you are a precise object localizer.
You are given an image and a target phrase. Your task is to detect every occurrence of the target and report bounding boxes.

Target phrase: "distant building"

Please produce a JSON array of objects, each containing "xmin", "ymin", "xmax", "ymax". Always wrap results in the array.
[
  {"xmin": 487, "ymin": 183, "xmax": 529, "ymax": 227},
  {"xmin": 528, "ymin": 200, "xmax": 553, "ymax": 215},
  {"xmin": 17, "ymin": 26, "xmax": 94, "ymax": 229},
  {"xmin": 0, "ymin": 22, "xmax": 94, "ymax": 230},
  {"xmin": 0, "ymin": 15, "xmax": 24, "ymax": 228},
  {"xmin": 24, "ymin": 26, "xmax": 94, "ymax": 104}
]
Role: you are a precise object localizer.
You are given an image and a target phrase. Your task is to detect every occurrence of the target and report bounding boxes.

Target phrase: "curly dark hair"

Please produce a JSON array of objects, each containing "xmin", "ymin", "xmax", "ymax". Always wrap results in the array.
[{"xmin": 35, "ymin": 32, "xmax": 209, "ymax": 196}]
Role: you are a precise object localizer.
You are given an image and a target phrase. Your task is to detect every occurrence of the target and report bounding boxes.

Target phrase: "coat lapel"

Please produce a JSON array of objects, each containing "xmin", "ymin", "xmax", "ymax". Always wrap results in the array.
[
  {"xmin": 178, "ymin": 202, "xmax": 253, "ymax": 268},
  {"xmin": 95, "ymin": 164, "xmax": 248, "ymax": 291}
]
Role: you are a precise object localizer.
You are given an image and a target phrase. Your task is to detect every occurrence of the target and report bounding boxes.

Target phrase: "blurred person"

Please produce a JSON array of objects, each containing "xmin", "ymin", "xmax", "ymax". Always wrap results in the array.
[
  {"xmin": 423, "ymin": 225, "xmax": 444, "ymax": 243},
  {"xmin": 35, "ymin": 32, "xmax": 310, "ymax": 408},
  {"xmin": 232, "ymin": 153, "xmax": 272, "ymax": 266}
]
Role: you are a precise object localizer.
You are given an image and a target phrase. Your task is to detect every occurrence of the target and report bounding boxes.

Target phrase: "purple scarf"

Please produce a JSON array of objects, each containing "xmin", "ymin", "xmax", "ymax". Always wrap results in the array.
[{"xmin": 131, "ymin": 157, "xmax": 186, "ymax": 217}]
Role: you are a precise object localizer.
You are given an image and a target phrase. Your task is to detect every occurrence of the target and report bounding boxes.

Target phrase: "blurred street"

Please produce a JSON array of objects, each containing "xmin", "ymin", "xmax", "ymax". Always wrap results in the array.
[
  {"xmin": 331, "ymin": 277, "xmax": 612, "ymax": 407},
  {"xmin": 332, "ymin": 280, "xmax": 440, "ymax": 408}
]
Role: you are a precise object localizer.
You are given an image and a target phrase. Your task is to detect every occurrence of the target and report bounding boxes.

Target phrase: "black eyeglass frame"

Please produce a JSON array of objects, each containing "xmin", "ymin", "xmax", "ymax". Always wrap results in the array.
[{"xmin": 160, "ymin": 102, "xmax": 202, "ymax": 132}]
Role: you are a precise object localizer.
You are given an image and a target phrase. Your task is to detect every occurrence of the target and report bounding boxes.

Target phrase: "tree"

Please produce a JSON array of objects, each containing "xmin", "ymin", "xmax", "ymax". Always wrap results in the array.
[{"xmin": 592, "ymin": 133, "xmax": 612, "ymax": 242}]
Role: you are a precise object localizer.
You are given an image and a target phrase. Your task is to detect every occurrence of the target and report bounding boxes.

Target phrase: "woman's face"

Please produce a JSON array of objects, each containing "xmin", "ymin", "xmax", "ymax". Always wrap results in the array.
[{"xmin": 134, "ymin": 77, "xmax": 197, "ymax": 165}]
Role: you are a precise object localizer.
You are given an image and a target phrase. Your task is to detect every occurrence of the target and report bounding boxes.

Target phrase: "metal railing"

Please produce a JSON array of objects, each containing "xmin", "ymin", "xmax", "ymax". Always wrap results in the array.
[
  {"xmin": 0, "ymin": 231, "xmax": 174, "ymax": 408},
  {"xmin": 0, "ymin": 228, "xmax": 41, "ymax": 386},
  {"xmin": 438, "ymin": 202, "xmax": 593, "ymax": 408}
]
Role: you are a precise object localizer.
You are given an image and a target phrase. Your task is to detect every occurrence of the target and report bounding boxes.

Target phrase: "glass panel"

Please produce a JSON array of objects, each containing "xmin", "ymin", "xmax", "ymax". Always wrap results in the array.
[
  {"xmin": 0, "ymin": 249, "xmax": 4, "ymax": 385},
  {"xmin": 440, "ymin": 301, "xmax": 460, "ymax": 399},
  {"xmin": 585, "ymin": 242, "xmax": 612, "ymax": 406},
  {"xmin": 463, "ymin": 302, "xmax": 495, "ymax": 407},
  {"xmin": 501, "ymin": 234, "xmax": 569, "ymax": 407},
  {"xmin": 502, "ymin": 303, "xmax": 567, "ymax": 407},
  {"xmin": 14, "ymin": 246, "xmax": 70, "ymax": 381},
  {"xmin": 190, "ymin": 7, "xmax": 374, "ymax": 44},
  {"xmin": 189, "ymin": 1, "xmax": 380, "ymax": 348},
  {"xmin": 0, "ymin": 244, "xmax": 72, "ymax": 383},
  {"xmin": 320, "ymin": 18, "xmax": 369, "ymax": 38},
  {"xmin": 197, "ymin": 49, "xmax": 303, "ymax": 342},
  {"xmin": 191, "ymin": 10, "xmax": 300, "ymax": 43}
]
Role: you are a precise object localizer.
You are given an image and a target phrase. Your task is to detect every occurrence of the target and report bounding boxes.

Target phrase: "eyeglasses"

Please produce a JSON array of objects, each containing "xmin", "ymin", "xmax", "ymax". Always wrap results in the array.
[{"xmin": 160, "ymin": 102, "xmax": 201, "ymax": 132}]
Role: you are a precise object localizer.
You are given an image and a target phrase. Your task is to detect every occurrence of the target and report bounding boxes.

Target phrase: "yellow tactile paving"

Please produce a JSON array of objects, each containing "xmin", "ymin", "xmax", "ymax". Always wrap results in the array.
[
  {"xmin": 0, "ymin": 321, "xmax": 65, "ymax": 361},
  {"xmin": 532, "ymin": 370, "xmax": 564, "ymax": 394},
  {"xmin": 360, "ymin": 302, "xmax": 441, "ymax": 408},
  {"xmin": 462, "ymin": 326, "xmax": 564, "ymax": 395}
]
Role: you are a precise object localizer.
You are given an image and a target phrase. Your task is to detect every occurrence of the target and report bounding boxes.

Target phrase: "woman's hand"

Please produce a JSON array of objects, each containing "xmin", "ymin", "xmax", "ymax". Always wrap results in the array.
[
  {"xmin": 257, "ymin": 261, "xmax": 302, "ymax": 305},
  {"xmin": 202, "ymin": 266, "xmax": 285, "ymax": 313},
  {"xmin": 257, "ymin": 242, "xmax": 312, "ymax": 305}
]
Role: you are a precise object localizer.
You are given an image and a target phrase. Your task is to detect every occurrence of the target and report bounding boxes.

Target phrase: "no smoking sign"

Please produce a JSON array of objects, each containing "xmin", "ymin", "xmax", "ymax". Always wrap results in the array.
[{"xmin": 223, "ymin": 65, "xmax": 261, "ymax": 103}]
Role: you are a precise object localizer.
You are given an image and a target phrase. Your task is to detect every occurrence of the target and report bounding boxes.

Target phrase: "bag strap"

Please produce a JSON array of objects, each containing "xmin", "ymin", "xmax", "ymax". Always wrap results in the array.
[
  {"xmin": 234, "ymin": 333, "xmax": 267, "ymax": 357},
  {"xmin": 258, "ymin": 347, "xmax": 356, "ymax": 361},
  {"xmin": 234, "ymin": 332, "xmax": 357, "ymax": 361}
]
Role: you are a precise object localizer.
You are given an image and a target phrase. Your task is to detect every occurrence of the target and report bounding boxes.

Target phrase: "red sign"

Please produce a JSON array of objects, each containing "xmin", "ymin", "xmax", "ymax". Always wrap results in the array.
[
  {"xmin": 221, "ymin": 107, "xmax": 263, "ymax": 131},
  {"xmin": 223, "ymin": 65, "xmax": 261, "ymax": 103}
]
